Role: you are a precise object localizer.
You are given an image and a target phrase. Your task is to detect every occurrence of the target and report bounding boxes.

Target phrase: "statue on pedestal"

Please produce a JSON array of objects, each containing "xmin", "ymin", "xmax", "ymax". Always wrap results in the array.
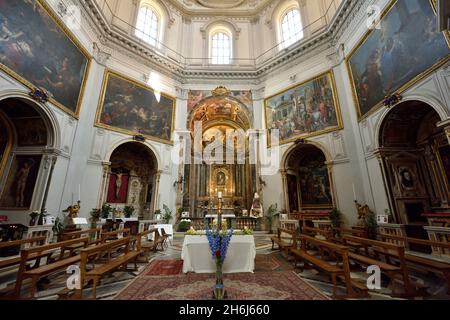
[{"xmin": 250, "ymin": 193, "xmax": 263, "ymax": 219}]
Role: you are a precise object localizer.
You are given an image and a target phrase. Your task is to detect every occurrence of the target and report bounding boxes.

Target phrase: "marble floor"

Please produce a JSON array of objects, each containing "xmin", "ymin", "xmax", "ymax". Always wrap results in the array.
[{"xmin": 0, "ymin": 232, "xmax": 448, "ymax": 300}]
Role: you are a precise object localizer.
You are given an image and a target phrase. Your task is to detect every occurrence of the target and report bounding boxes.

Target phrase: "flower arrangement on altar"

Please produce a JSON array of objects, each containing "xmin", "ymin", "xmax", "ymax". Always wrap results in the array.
[
  {"xmin": 239, "ymin": 226, "xmax": 254, "ymax": 235},
  {"xmin": 186, "ymin": 226, "xmax": 199, "ymax": 235}
]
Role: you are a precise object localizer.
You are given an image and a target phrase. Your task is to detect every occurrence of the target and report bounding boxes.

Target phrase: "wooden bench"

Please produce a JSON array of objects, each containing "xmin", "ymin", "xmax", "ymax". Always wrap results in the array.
[
  {"xmin": 291, "ymin": 234, "xmax": 368, "ymax": 299},
  {"xmin": 100, "ymin": 228, "xmax": 130, "ymax": 243},
  {"xmin": 133, "ymin": 229, "xmax": 160, "ymax": 262},
  {"xmin": 0, "ymin": 237, "xmax": 47, "ymax": 271},
  {"xmin": 271, "ymin": 228, "xmax": 298, "ymax": 256},
  {"xmin": 60, "ymin": 229, "xmax": 102, "ymax": 255},
  {"xmin": 342, "ymin": 235, "xmax": 421, "ymax": 297},
  {"xmin": 77, "ymin": 237, "xmax": 140, "ymax": 299},
  {"xmin": 14, "ymin": 237, "xmax": 90, "ymax": 298},
  {"xmin": 377, "ymin": 233, "xmax": 450, "ymax": 294}
]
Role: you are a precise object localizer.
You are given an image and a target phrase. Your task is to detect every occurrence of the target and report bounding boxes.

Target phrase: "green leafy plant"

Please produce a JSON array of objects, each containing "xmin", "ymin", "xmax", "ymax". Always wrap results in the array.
[
  {"xmin": 29, "ymin": 211, "xmax": 39, "ymax": 226},
  {"xmin": 365, "ymin": 210, "xmax": 378, "ymax": 239},
  {"xmin": 178, "ymin": 219, "xmax": 191, "ymax": 232},
  {"xmin": 37, "ymin": 210, "xmax": 48, "ymax": 225},
  {"xmin": 123, "ymin": 205, "xmax": 135, "ymax": 218},
  {"xmin": 101, "ymin": 203, "xmax": 112, "ymax": 219},
  {"xmin": 90, "ymin": 208, "xmax": 101, "ymax": 228},
  {"xmin": 154, "ymin": 209, "xmax": 162, "ymax": 220},
  {"xmin": 162, "ymin": 205, "xmax": 173, "ymax": 224},
  {"xmin": 52, "ymin": 216, "xmax": 64, "ymax": 236},
  {"xmin": 265, "ymin": 204, "xmax": 280, "ymax": 234},
  {"xmin": 329, "ymin": 208, "xmax": 343, "ymax": 238}
]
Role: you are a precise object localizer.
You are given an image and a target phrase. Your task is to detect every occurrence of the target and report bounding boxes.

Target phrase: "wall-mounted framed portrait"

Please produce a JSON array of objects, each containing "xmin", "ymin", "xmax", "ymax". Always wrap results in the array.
[
  {"xmin": 95, "ymin": 70, "xmax": 176, "ymax": 145},
  {"xmin": 264, "ymin": 71, "xmax": 342, "ymax": 146},
  {"xmin": 346, "ymin": 0, "xmax": 450, "ymax": 120},
  {"xmin": 0, "ymin": 0, "xmax": 91, "ymax": 117}
]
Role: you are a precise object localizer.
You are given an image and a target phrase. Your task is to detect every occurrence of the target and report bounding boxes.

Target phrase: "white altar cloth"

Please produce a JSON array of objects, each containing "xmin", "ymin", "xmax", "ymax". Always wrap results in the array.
[{"xmin": 181, "ymin": 235, "xmax": 255, "ymax": 274}]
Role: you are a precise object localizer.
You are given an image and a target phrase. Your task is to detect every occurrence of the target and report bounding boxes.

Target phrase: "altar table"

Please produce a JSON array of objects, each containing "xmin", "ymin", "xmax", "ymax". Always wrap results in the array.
[{"xmin": 181, "ymin": 235, "xmax": 256, "ymax": 274}]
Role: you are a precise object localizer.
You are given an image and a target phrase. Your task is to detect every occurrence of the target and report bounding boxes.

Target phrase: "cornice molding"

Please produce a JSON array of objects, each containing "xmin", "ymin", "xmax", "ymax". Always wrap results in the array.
[{"xmin": 78, "ymin": 0, "xmax": 357, "ymax": 82}]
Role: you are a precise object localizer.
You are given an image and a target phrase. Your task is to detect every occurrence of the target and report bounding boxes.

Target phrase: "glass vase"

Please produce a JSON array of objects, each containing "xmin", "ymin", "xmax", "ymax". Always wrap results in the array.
[{"xmin": 214, "ymin": 260, "xmax": 225, "ymax": 300}]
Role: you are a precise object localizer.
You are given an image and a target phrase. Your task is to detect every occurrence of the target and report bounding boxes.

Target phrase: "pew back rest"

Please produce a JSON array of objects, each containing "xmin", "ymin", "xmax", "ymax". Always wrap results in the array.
[
  {"xmin": 100, "ymin": 228, "xmax": 131, "ymax": 243},
  {"xmin": 343, "ymin": 235, "xmax": 406, "ymax": 259},
  {"xmin": 299, "ymin": 234, "xmax": 348, "ymax": 255},
  {"xmin": 79, "ymin": 237, "xmax": 132, "ymax": 276},
  {"xmin": 378, "ymin": 233, "xmax": 450, "ymax": 250},
  {"xmin": 302, "ymin": 226, "xmax": 334, "ymax": 240},
  {"xmin": 61, "ymin": 228, "xmax": 102, "ymax": 243},
  {"xmin": 133, "ymin": 229, "xmax": 158, "ymax": 251},
  {"xmin": 0, "ymin": 236, "xmax": 47, "ymax": 251}
]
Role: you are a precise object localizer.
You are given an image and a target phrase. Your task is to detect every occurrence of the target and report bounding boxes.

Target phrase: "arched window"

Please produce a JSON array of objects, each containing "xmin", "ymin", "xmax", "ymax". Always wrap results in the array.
[
  {"xmin": 135, "ymin": 5, "xmax": 159, "ymax": 47},
  {"xmin": 281, "ymin": 8, "xmax": 303, "ymax": 48},
  {"xmin": 211, "ymin": 32, "xmax": 232, "ymax": 65}
]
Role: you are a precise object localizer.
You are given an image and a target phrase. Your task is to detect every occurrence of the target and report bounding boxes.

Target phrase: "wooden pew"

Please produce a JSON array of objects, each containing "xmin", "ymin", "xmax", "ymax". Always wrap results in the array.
[
  {"xmin": 302, "ymin": 226, "xmax": 335, "ymax": 241},
  {"xmin": 377, "ymin": 233, "xmax": 450, "ymax": 294},
  {"xmin": 271, "ymin": 228, "xmax": 298, "ymax": 256},
  {"xmin": 14, "ymin": 237, "xmax": 90, "ymax": 298},
  {"xmin": 60, "ymin": 229, "xmax": 102, "ymax": 255},
  {"xmin": 342, "ymin": 235, "xmax": 421, "ymax": 297},
  {"xmin": 100, "ymin": 228, "xmax": 130, "ymax": 243},
  {"xmin": 133, "ymin": 229, "xmax": 160, "ymax": 262},
  {"xmin": 291, "ymin": 234, "xmax": 368, "ymax": 299},
  {"xmin": 77, "ymin": 237, "xmax": 140, "ymax": 299},
  {"xmin": 0, "ymin": 237, "xmax": 47, "ymax": 271}
]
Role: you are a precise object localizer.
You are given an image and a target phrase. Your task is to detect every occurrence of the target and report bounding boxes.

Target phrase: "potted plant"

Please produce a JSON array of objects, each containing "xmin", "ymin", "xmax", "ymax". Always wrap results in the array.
[
  {"xmin": 154, "ymin": 209, "xmax": 162, "ymax": 220},
  {"xmin": 365, "ymin": 210, "xmax": 378, "ymax": 239},
  {"xmin": 52, "ymin": 217, "xmax": 64, "ymax": 241},
  {"xmin": 162, "ymin": 204, "xmax": 173, "ymax": 224},
  {"xmin": 101, "ymin": 203, "xmax": 112, "ymax": 219},
  {"xmin": 90, "ymin": 208, "xmax": 101, "ymax": 229},
  {"xmin": 29, "ymin": 211, "xmax": 39, "ymax": 226},
  {"xmin": 329, "ymin": 208, "xmax": 343, "ymax": 237},
  {"xmin": 178, "ymin": 219, "xmax": 191, "ymax": 232},
  {"xmin": 265, "ymin": 204, "xmax": 280, "ymax": 234},
  {"xmin": 37, "ymin": 210, "xmax": 48, "ymax": 225},
  {"xmin": 123, "ymin": 205, "xmax": 135, "ymax": 218}
]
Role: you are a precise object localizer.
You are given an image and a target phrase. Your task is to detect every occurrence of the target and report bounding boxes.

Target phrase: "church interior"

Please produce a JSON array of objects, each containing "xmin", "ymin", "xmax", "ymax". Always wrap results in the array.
[{"xmin": 1, "ymin": 0, "xmax": 450, "ymax": 303}]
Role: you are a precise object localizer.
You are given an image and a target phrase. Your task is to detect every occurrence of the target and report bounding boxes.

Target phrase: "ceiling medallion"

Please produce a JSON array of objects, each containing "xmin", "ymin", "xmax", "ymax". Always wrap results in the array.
[
  {"xmin": 212, "ymin": 86, "xmax": 231, "ymax": 97},
  {"xmin": 196, "ymin": 0, "xmax": 245, "ymax": 9}
]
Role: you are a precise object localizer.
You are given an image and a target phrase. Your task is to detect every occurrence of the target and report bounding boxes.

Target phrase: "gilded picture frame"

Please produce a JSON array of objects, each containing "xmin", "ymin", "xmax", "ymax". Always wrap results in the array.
[
  {"xmin": 264, "ymin": 70, "xmax": 343, "ymax": 147},
  {"xmin": 95, "ymin": 70, "xmax": 176, "ymax": 145},
  {"xmin": 346, "ymin": 0, "xmax": 450, "ymax": 121},
  {"xmin": 0, "ymin": 0, "xmax": 91, "ymax": 118}
]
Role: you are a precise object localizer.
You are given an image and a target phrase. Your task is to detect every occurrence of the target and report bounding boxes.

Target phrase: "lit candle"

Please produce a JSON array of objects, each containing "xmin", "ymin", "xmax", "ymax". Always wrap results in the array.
[
  {"xmin": 352, "ymin": 184, "xmax": 357, "ymax": 201},
  {"xmin": 218, "ymin": 192, "xmax": 223, "ymax": 199}
]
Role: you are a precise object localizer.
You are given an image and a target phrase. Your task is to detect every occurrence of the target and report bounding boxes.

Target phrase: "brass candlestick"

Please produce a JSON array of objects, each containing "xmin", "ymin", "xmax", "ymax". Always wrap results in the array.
[{"xmin": 218, "ymin": 194, "xmax": 223, "ymax": 231}]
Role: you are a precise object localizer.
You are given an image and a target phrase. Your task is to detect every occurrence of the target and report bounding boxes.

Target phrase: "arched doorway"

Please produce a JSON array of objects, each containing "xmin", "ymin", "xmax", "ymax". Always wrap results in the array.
[
  {"xmin": 379, "ymin": 100, "xmax": 449, "ymax": 238},
  {"xmin": 0, "ymin": 97, "xmax": 53, "ymax": 211},
  {"xmin": 103, "ymin": 142, "xmax": 158, "ymax": 219},
  {"xmin": 283, "ymin": 143, "xmax": 334, "ymax": 213}
]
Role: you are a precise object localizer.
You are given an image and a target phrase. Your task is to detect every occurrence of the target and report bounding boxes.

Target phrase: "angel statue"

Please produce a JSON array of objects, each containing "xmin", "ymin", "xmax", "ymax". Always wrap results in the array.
[
  {"xmin": 63, "ymin": 201, "xmax": 81, "ymax": 220},
  {"xmin": 250, "ymin": 193, "xmax": 263, "ymax": 219}
]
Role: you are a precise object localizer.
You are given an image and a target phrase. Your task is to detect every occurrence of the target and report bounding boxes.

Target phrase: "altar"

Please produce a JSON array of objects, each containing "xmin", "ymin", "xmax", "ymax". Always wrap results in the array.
[{"xmin": 181, "ymin": 235, "xmax": 256, "ymax": 274}]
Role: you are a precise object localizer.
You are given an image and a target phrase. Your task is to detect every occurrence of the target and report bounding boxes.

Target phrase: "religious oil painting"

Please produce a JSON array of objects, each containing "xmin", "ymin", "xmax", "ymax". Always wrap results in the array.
[
  {"xmin": 264, "ymin": 71, "xmax": 342, "ymax": 145},
  {"xmin": 97, "ymin": 71, "xmax": 176, "ymax": 144},
  {"xmin": 298, "ymin": 153, "xmax": 333, "ymax": 208},
  {"xmin": 347, "ymin": 0, "xmax": 450, "ymax": 119},
  {"xmin": 0, "ymin": 0, "xmax": 90, "ymax": 116},
  {"xmin": 0, "ymin": 155, "xmax": 42, "ymax": 209},
  {"xmin": 12, "ymin": 118, "xmax": 47, "ymax": 146}
]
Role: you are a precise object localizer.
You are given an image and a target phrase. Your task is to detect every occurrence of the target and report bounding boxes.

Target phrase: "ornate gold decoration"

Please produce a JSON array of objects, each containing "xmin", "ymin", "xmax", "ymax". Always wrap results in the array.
[{"xmin": 212, "ymin": 86, "xmax": 231, "ymax": 97}]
